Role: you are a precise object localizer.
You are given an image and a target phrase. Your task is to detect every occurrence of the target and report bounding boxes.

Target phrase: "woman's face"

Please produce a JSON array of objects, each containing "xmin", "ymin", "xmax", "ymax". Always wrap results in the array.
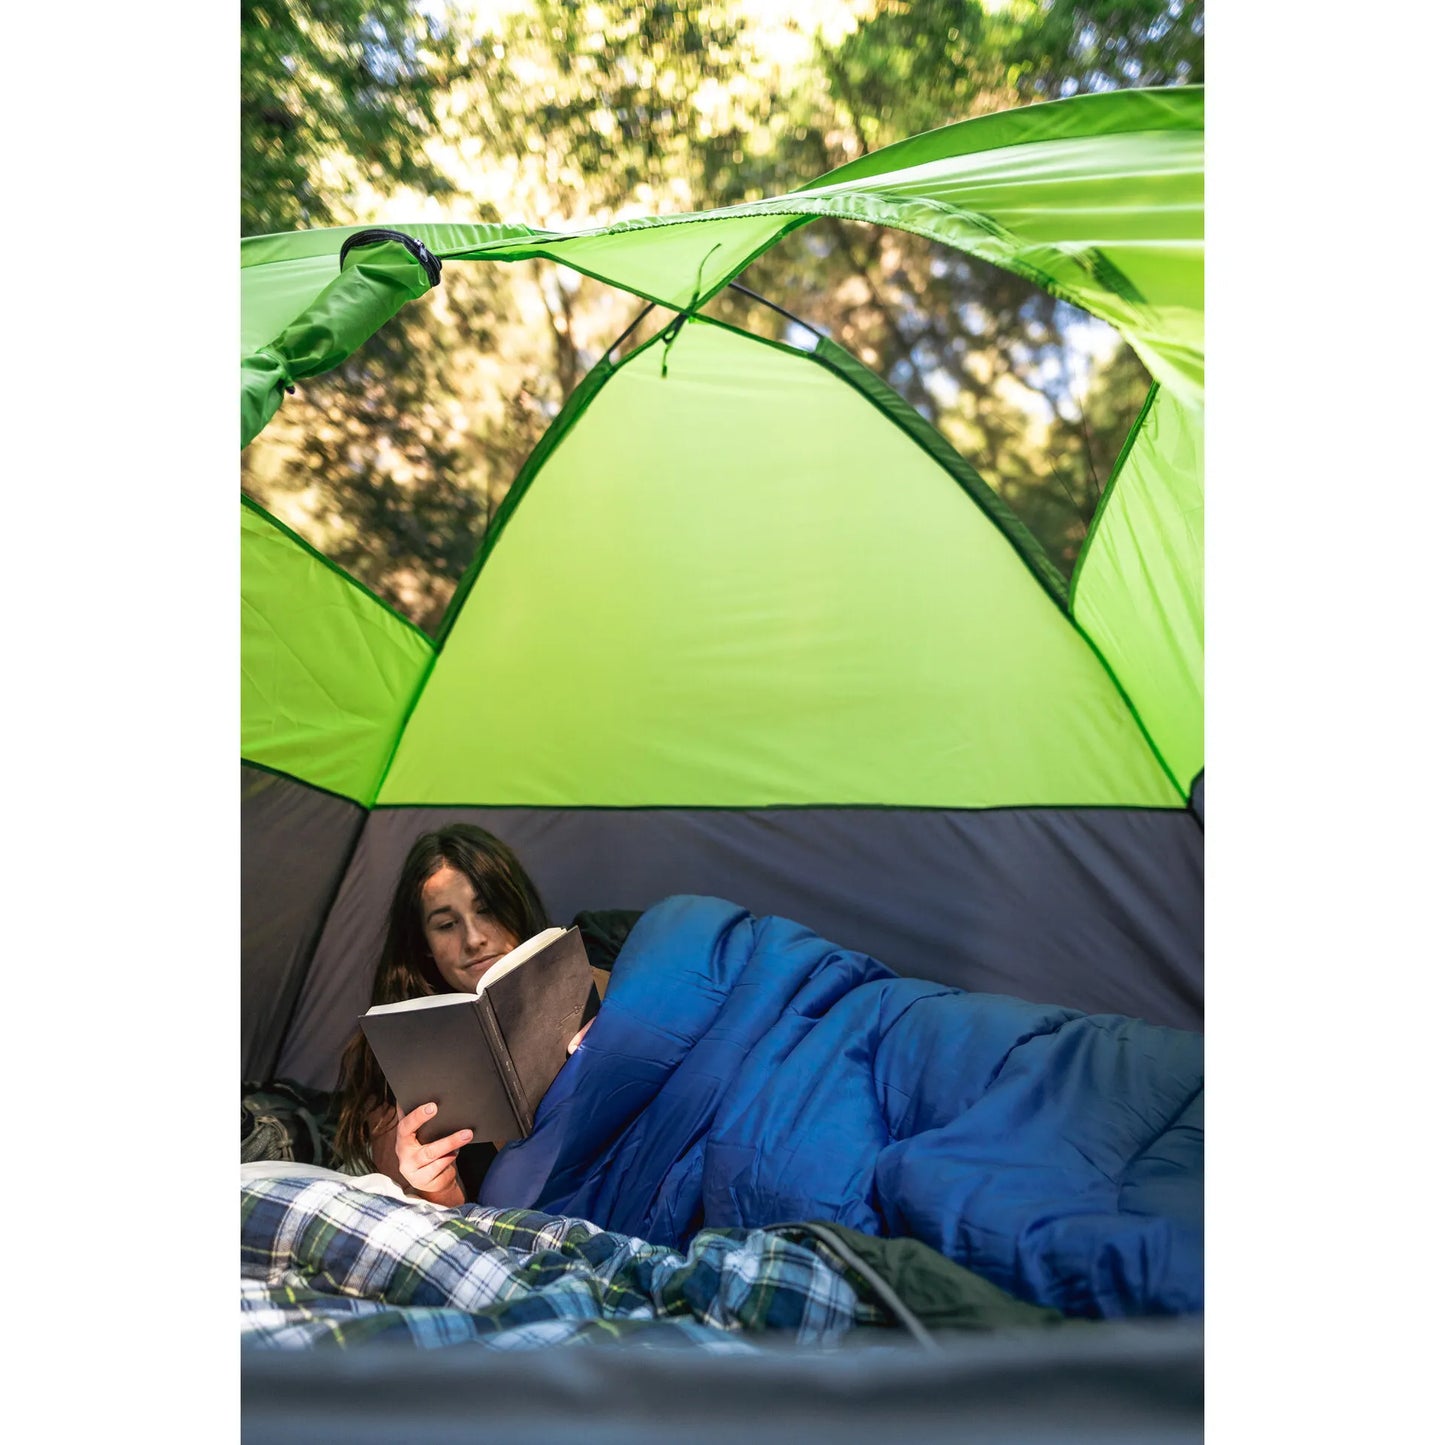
[{"xmin": 420, "ymin": 863, "xmax": 520, "ymax": 993}]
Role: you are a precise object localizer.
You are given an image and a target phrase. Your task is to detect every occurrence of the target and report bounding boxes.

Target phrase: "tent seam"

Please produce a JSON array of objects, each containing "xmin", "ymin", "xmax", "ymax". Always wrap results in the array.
[
  {"xmin": 427, "ymin": 214, "xmax": 808, "ymax": 317},
  {"xmin": 797, "ymin": 85, "xmax": 1201, "ymax": 191},
  {"xmin": 364, "ymin": 801, "xmax": 1195, "ymax": 815},
  {"xmin": 241, "ymin": 493, "xmax": 437, "ymax": 648},
  {"xmin": 1057, "ymin": 379, "xmax": 1188, "ymax": 801},
  {"xmin": 797, "ymin": 327, "xmax": 1070, "ymax": 613},
  {"xmin": 367, "ymin": 648, "xmax": 441, "ymax": 809},
  {"xmin": 254, "ymin": 800, "xmax": 371, "ymax": 1083},
  {"xmin": 429, "ymin": 351, "xmax": 622, "ymax": 652},
  {"xmin": 1067, "ymin": 623, "xmax": 1186, "ymax": 802},
  {"xmin": 240, "ymin": 755, "xmax": 369, "ymax": 810},
  {"xmin": 1068, "ymin": 382, "xmax": 1159, "ymax": 612}
]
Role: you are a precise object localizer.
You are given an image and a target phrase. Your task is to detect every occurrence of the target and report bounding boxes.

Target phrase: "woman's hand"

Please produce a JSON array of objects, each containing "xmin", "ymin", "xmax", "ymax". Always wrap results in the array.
[
  {"xmin": 568, "ymin": 1019, "xmax": 594, "ymax": 1055},
  {"xmin": 393, "ymin": 1101, "xmax": 472, "ymax": 1205}
]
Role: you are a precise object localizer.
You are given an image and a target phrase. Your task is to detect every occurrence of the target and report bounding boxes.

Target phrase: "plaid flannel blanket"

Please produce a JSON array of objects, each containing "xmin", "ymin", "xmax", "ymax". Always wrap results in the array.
[{"xmin": 241, "ymin": 1172, "xmax": 888, "ymax": 1351}]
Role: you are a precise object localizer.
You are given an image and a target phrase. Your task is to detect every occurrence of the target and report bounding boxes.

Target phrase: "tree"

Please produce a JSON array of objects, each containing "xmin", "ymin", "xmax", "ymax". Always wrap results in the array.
[
  {"xmin": 242, "ymin": 0, "xmax": 466, "ymax": 236},
  {"xmin": 242, "ymin": 1, "xmax": 1200, "ymax": 625},
  {"xmin": 1020, "ymin": 0, "xmax": 1205, "ymax": 95}
]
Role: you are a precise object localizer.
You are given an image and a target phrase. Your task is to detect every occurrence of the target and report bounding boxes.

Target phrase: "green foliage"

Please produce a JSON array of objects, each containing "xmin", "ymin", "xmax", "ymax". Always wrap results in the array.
[
  {"xmin": 466, "ymin": 0, "xmax": 756, "ymax": 213},
  {"xmin": 242, "ymin": 0, "xmax": 1198, "ymax": 628},
  {"xmin": 1023, "ymin": 0, "xmax": 1205, "ymax": 94},
  {"xmin": 241, "ymin": 0, "xmax": 465, "ymax": 236},
  {"xmin": 820, "ymin": 0, "xmax": 1028, "ymax": 151}
]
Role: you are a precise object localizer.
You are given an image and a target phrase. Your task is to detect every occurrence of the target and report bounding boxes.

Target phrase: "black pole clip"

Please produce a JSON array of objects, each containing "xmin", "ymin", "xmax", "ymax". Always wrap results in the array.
[{"xmin": 338, "ymin": 228, "xmax": 443, "ymax": 287}]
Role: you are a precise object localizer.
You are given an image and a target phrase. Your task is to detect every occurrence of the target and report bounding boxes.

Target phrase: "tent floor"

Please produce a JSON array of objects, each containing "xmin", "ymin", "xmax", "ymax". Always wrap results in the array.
[{"xmin": 242, "ymin": 1316, "xmax": 1202, "ymax": 1444}]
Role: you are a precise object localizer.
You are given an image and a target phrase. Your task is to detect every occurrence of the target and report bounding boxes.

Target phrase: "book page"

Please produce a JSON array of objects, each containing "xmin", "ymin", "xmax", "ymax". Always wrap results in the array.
[
  {"xmin": 363, "ymin": 927, "xmax": 566, "ymax": 1016},
  {"xmin": 474, "ymin": 926, "xmax": 567, "ymax": 994},
  {"xmin": 364, "ymin": 991, "xmax": 476, "ymax": 1016}
]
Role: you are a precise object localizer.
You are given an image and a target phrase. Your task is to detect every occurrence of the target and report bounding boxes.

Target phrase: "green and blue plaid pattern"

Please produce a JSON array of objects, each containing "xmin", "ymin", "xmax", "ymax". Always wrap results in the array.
[{"xmin": 241, "ymin": 1173, "xmax": 886, "ymax": 1350}]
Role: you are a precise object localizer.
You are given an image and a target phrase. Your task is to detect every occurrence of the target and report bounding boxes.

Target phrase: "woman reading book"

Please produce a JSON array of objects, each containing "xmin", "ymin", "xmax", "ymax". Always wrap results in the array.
[
  {"xmin": 331, "ymin": 823, "xmax": 570, "ymax": 1206},
  {"xmin": 272, "ymin": 825, "xmax": 1204, "ymax": 1322}
]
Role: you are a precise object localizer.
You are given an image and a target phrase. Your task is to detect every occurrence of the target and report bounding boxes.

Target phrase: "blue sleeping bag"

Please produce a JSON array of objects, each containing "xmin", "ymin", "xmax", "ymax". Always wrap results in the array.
[{"xmin": 481, "ymin": 896, "xmax": 1203, "ymax": 1318}]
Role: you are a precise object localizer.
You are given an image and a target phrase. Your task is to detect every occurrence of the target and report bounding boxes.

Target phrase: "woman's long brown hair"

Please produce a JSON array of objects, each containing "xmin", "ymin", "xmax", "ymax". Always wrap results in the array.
[{"xmin": 330, "ymin": 824, "xmax": 548, "ymax": 1172}]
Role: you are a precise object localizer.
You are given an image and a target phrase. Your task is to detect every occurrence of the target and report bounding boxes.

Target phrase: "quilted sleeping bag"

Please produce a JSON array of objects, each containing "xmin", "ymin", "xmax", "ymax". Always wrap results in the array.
[{"xmin": 481, "ymin": 896, "xmax": 1203, "ymax": 1318}]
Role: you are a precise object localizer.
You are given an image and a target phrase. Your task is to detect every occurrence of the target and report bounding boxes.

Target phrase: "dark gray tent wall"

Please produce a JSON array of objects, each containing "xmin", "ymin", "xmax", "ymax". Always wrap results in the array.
[
  {"xmin": 241, "ymin": 766, "xmax": 366, "ymax": 1082},
  {"xmin": 269, "ymin": 801, "xmax": 1203, "ymax": 1093}
]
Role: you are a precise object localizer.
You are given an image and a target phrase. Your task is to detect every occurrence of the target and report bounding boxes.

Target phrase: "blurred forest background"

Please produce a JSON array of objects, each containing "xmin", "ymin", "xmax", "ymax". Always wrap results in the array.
[{"xmin": 241, "ymin": 0, "xmax": 1204, "ymax": 632}]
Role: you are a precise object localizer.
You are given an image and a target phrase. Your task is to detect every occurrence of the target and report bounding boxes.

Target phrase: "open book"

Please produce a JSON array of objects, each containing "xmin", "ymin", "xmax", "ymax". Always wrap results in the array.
[{"xmin": 359, "ymin": 925, "xmax": 594, "ymax": 1146}]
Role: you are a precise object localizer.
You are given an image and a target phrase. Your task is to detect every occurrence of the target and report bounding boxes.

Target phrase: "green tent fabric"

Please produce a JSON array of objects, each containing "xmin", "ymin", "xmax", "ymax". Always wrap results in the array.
[
  {"xmin": 380, "ymin": 318, "xmax": 1178, "ymax": 810},
  {"xmin": 240, "ymin": 85, "xmax": 1203, "ymax": 1088},
  {"xmin": 241, "ymin": 497, "xmax": 434, "ymax": 806},
  {"xmin": 1072, "ymin": 383, "xmax": 1204, "ymax": 794}
]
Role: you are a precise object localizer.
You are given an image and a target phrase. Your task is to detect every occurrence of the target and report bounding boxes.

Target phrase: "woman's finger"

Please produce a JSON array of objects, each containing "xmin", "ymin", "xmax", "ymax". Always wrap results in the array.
[
  {"xmin": 411, "ymin": 1127, "xmax": 473, "ymax": 1164},
  {"xmin": 396, "ymin": 1100, "xmax": 438, "ymax": 1141},
  {"xmin": 411, "ymin": 1148, "xmax": 461, "ymax": 1186}
]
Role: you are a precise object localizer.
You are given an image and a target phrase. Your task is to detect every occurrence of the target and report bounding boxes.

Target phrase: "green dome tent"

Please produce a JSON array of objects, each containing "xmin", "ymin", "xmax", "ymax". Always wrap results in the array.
[
  {"xmin": 242, "ymin": 84, "xmax": 1202, "ymax": 1095},
  {"xmin": 240, "ymin": 82, "xmax": 1204, "ymax": 1435}
]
